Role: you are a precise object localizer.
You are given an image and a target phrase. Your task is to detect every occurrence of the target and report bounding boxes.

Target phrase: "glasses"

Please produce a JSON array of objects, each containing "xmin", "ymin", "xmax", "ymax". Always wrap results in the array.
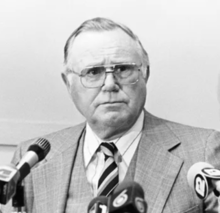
[{"xmin": 67, "ymin": 63, "xmax": 142, "ymax": 88}]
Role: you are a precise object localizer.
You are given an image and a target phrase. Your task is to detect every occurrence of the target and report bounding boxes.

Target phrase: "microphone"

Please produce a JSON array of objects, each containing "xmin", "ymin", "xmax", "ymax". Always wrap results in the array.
[
  {"xmin": 108, "ymin": 181, "xmax": 147, "ymax": 213},
  {"xmin": 0, "ymin": 138, "xmax": 51, "ymax": 204},
  {"xmin": 187, "ymin": 162, "xmax": 220, "ymax": 199},
  {"xmin": 16, "ymin": 138, "xmax": 50, "ymax": 180},
  {"xmin": 87, "ymin": 196, "xmax": 108, "ymax": 213}
]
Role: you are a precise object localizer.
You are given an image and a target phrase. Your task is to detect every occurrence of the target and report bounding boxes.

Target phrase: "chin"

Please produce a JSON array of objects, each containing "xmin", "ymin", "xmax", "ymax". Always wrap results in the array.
[{"xmin": 100, "ymin": 112, "xmax": 130, "ymax": 127}]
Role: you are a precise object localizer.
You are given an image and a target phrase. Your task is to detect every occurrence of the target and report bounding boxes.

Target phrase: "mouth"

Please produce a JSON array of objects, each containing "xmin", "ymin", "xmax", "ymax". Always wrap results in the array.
[
  {"xmin": 101, "ymin": 101, "xmax": 125, "ymax": 105},
  {"xmin": 97, "ymin": 101, "xmax": 126, "ymax": 108}
]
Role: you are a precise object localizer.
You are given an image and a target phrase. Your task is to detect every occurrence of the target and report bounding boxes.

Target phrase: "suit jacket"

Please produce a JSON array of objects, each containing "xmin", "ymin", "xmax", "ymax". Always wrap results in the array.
[{"xmin": 3, "ymin": 110, "xmax": 220, "ymax": 213}]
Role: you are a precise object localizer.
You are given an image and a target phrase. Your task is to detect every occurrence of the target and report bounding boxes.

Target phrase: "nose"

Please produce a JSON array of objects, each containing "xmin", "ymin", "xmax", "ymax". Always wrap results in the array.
[{"xmin": 101, "ymin": 72, "xmax": 119, "ymax": 92}]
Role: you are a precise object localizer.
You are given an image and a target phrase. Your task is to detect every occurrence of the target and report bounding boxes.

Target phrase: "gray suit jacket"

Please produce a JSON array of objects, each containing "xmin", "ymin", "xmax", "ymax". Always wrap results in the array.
[{"xmin": 3, "ymin": 111, "xmax": 220, "ymax": 213}]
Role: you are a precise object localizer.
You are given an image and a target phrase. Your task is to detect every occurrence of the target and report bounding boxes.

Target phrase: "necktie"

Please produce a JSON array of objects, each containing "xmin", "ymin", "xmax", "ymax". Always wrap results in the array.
[{"xmin": 97, "ymin": 142, "xmax": 119, "ymax": 196}]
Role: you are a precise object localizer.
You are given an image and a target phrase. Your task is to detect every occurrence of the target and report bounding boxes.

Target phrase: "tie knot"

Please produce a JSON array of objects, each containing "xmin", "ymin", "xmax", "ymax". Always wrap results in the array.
[{"xmin": 100, "ymin": 142, "xmax": 117, "ymax": 157}]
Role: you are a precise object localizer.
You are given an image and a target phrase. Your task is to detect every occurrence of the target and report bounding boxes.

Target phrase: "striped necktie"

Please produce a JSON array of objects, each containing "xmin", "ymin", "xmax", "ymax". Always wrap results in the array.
[{"xmin": 97, "ymin": 142, "xmax": 119, "ymax": 196}]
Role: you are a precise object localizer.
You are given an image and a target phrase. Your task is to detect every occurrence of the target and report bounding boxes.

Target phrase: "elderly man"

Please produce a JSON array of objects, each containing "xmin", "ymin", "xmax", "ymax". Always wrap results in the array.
[{"xmin": 3, "ymin": 17, "xmax": 220, "ymax": 213}]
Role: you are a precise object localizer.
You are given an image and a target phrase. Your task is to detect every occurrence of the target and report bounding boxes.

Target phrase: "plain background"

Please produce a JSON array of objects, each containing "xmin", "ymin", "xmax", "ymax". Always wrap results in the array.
[{"xmin": 0, "ymin": 0, "xmax": 220, "ymax": 164}]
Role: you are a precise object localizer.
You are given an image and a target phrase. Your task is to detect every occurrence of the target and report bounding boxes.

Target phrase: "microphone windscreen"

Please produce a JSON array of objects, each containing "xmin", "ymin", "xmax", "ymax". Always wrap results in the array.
[
  {"xmin": 109, "ymin": 181, "xmax": 147, "ymax": 213},
  {"xmin": 187, "ymin": 162, "xmax": 213, "ymax": 189},
  {"xmin": 88, "ymin": 196, "xmax": 108, "ymax": 210}
]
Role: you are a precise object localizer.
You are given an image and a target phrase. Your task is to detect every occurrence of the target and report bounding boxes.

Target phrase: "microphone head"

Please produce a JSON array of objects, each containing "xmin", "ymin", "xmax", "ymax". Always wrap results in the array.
[
  {"xmin": 187, "ymin": 162, "xmax": 213, "ymax": 189},
  {"xmin": 187, "ymin": 162, "xmax": 213, "ymax": 199},
  {"xmin": 88, "ymin": 196, "xmax": 108, "ymax": 213},
  {"xmin": 35, "ymin": 138, "xmax": 51, "ymax": 156},
  {"xmin": 28, "ymin": 138, "xmax": 51, "ymax": 161},
  {"xmin": 109, "ymin": 181, "xmax": 147, "ymax": 213}
]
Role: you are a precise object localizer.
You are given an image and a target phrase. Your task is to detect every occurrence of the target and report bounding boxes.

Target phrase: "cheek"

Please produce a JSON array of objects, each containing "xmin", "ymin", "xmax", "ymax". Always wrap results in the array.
[
  {"xmin": 127, "ymin": 81, "xmax": 146, "ymax": 109},
  {"xmin": 67, "ymin": 78, "xmax": 86, "ymax": 112},
  {"xmin": 68, "ymin": 83, "xmax": 99, "ymax": 117},
  {"xmin": 70, "ymin": 86, "xmax": 86, "ymax": 110}
]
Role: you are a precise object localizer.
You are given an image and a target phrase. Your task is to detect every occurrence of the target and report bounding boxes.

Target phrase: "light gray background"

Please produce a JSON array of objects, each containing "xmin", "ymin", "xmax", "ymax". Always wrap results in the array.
[{"xmin": 1, "ymin": 0, "xmax": 220, "ymax": 164}]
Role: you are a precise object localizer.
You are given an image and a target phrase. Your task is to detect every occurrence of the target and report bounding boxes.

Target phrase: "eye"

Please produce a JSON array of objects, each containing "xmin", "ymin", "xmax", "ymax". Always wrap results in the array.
[
  {"xmin": 85, "ymin": 67, "xmax": 103, "ymax": 76},
  {"xmin": 115, "ymin": 64, "xmax": 134, "ymax": 78},
  {"xmin": 115, "ymin": 64, "xmax": 129, "ymax": 72}
]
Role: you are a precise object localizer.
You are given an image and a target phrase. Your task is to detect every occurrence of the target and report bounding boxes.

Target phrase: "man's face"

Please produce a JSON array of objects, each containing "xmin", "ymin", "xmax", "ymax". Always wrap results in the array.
[{"xmin": 63, "ymin": 29, "xmax": 147, "ymax": 138}]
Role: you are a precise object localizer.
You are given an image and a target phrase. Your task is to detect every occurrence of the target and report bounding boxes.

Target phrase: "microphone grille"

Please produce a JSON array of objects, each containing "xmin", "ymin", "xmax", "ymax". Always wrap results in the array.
[{"xmin": 35, "ymin": 138, "xmax": 51, "ymax": 156}]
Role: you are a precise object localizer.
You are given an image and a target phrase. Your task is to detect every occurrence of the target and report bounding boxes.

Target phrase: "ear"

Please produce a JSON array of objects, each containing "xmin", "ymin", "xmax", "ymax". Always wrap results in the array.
[
  {"xmin": 61, "ymin": 73, "xmax": 70, "ymax": 88},
  {"xmin": 143, "ymin": 66, "xmax": 150, "ymax": 83},
  {"xmin": 146, "ymin": 65, "xmax": 150, "ymax": 82}
]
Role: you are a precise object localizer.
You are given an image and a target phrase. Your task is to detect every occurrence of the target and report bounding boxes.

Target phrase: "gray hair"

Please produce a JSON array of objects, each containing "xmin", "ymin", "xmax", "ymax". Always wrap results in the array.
[{"xmin": 63, "ymin": 17, "xmax": 150, "ymax": 77}]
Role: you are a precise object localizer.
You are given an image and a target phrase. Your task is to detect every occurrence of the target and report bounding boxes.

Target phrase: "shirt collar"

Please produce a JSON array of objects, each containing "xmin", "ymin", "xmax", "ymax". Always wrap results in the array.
[{"xmin": 84, "ymin": 111, "xmax": 144, "ymax": 167}]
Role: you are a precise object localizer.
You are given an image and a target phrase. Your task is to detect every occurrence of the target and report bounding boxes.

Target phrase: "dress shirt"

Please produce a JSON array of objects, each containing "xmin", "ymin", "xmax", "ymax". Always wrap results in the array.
[{"xmin": 84, "ymin": 111, "xmax": 144, "ymax": 195}]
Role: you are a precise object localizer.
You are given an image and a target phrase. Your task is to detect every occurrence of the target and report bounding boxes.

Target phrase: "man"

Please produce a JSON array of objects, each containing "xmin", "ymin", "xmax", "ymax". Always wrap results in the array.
[{"xmin": 3, "ymin": 17, "xmax": 220, "ymax": 213}]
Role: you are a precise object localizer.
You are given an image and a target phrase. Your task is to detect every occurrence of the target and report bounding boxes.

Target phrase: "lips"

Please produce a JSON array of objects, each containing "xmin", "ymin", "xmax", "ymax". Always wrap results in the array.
[
  {"xmin": 102, "ymin": 101, "xmax": 125, "ymax": 105},
  {"xmin": 96, "ymin": 101, "xmax": 126, "ymax": 108}
]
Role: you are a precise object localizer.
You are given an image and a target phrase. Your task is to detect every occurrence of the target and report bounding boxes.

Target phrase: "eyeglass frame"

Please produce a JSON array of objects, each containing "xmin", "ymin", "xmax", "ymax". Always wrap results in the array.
[{"xmin": 65, "ymin": 62, "xmax": 143, "ymax": 89}]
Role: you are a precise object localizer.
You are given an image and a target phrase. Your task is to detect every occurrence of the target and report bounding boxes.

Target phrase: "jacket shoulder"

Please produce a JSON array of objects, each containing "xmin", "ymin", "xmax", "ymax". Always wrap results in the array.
[
  {"xmin": 144, "ymin": 111, "xmax": 217, "ymax": 142},
  {"xmin": 12, "ymin": 122, "xmax": 86, "ymax": 164}
]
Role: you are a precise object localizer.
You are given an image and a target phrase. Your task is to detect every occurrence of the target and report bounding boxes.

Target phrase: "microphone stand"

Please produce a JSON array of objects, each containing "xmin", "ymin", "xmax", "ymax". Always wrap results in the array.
[{"xmin": 12, "ymin": 181, "xmax": 26, "ymax": 213}]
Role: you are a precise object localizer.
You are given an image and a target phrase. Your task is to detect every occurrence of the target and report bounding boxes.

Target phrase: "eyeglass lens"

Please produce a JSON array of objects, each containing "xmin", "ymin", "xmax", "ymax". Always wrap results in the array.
[{"xmin": 81, "ymin": 64, "xmax": 140, "ymax": 88}]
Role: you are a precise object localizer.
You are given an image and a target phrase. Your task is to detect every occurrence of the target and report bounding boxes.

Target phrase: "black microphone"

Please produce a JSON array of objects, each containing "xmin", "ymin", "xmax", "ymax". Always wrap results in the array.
[
  {"xmin": 0, "ymin": 138, "xmax": 51, "ymax": 204},
  {"xmin": 187, "ymin": 162, "xmax": 220, "ymax": 199},
  {"xmin": 108, "ymin": 181, "xmax": 147, "ymax": 213},
  {"xmin": 88, "ymin": 196, "xmax": 108, "ymax": 213}
]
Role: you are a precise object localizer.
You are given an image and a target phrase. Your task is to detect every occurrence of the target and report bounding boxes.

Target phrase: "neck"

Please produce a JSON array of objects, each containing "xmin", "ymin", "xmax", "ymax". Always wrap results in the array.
[
  {"xmin": 88, "ymin": 117, "xmax": 139, "ymax": 141},
  {"xmin": 94, "ymin": 128, "xmax": 127, "ymax": 141}
]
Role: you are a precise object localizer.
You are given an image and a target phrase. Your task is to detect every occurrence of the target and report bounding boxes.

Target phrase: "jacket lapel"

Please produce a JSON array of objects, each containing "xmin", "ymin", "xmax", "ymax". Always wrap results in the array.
[
  {"xmin": 31, "ymin": 124, "xmax": 86, "ymax": 213},
  {"xmin": 134, "ymin": 112, "xmax": 183, "ymax": 213}
]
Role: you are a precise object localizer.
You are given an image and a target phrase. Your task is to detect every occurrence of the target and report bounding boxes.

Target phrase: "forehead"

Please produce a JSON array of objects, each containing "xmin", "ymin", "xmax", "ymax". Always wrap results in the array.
[{"xmin": 67, "ymin": 29, "xmax": 142, "ymax": 69}]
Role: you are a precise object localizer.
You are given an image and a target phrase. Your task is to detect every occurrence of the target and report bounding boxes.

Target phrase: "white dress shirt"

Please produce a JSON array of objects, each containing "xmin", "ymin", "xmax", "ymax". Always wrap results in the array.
[{"xmin": 84, "ymin": 111, "xmax": 144, "ymax": 195}]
